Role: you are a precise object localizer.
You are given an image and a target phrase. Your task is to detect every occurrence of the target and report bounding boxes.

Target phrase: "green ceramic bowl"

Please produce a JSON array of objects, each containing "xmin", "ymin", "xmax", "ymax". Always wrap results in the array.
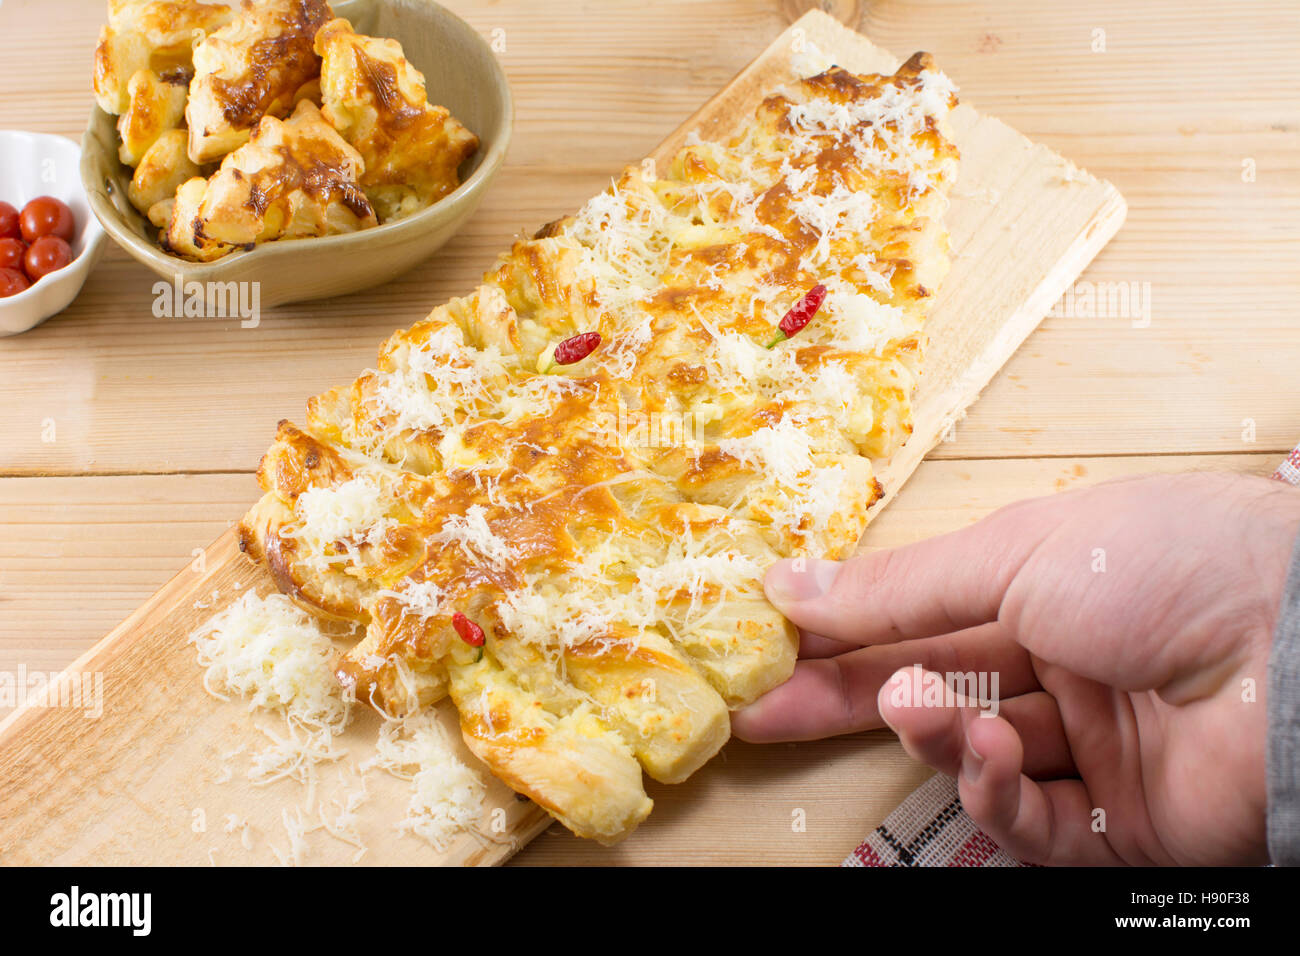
[{"xmin": 79, "ymin": 0, "xmax": 512, "ymax": 308}]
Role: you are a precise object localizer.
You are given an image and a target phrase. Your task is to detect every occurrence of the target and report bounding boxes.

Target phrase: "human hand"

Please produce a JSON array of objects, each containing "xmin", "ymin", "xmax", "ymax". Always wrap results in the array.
[{"xmin": 733, "ymin": 472, "xmax": 1300, "ymax": 865}]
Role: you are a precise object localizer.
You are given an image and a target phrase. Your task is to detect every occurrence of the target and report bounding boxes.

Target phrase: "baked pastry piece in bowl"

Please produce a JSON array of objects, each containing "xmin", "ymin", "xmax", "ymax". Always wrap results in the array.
[{"xmin": 80, "ymin": 0, "xmax": 511, "ymax": 308}]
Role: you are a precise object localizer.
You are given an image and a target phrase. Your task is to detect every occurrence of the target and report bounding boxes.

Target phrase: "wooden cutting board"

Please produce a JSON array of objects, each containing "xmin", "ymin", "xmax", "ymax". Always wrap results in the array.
[{"xmin": 0, "ymin": 9, "xmax": 1125, "ymax": 866}]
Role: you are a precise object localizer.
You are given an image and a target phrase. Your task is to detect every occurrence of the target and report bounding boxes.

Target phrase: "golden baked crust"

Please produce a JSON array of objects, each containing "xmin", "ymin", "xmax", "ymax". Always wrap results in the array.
[
  {"xmin": 116, "ymin": 67, "xmax": 192, "ymax": 166},
  {"xmin": 185, "ymin": 0, "xmax": 331, "ymax": 164},
  {"xmin": 93, "ymin": 0, "xmax": 237, "ymax": 115},
  {"xmin": 129, "ymin": 128, "xmax": 203, "ymax": 225},
  {"xmin": 163, "ymin": 99, "xmax": 376, "ymax": 260},
  {"xmin": 95, "ymin": 0, "xmax": 480, "ymax": 257},
  {"xmin": 314, "ymin": 17, "xmax": 480, "ymax": 222},
  {"xmin": 238, "ymin": 54, "xmax": 959, "ymax": 843}
]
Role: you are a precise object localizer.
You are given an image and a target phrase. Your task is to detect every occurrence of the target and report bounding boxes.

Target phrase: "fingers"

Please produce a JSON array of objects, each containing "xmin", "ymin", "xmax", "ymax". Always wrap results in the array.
[
  {"xmin": 763, "ymin": 498, "xmax": 1062, "ymax": 647},
  {"xmin": 959, "ymin": 716, "xmax": 1123, "ymax": 866},
  {"xmin": 876, "ymin": 665, "xmax": 1121, "ymax": 865},
  {"xmin": 796, "ymin": 631, "xmax": 858, "ymax": 659},
  {"xmin": 873, "ymin": 668, "xmax": 1073, "ymax": 779},
  {"xmin": 994, "ymin": 692, "xmax": 1076, "ymax": 780},
  {"xmin": 731, "ymin": 623, "xmax": 1038, "ymax": 743}
]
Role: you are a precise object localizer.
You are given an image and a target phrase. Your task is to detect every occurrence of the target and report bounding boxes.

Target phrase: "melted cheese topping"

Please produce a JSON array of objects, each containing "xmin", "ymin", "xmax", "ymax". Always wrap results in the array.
[
  {"xmin": 431, "ymin": 504, "xmax": 520, "ymax": 569},
  {"xmin": 243, "ymin": 54, "xmax": 959, "ymax": 757}
]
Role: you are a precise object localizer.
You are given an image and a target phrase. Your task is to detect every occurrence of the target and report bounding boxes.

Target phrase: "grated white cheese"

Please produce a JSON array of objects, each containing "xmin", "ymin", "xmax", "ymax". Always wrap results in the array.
[
  {"xmin": 431, "ymin": 504, "xmax": 519, "ymax": 569},
  {"xmin": 849, "ymin": 251, "xmax": 894, "ymax": 296},
  {"xmin": 362, "ymin": 711, "xmax": 486, "ymax": 851},
  {"xmin": 718, "ymin": 419, "xmax": 817, "ymax": 489},
  {"xmin": 565, "ymin": 172, "xmax": 675, "ymax": 311},
  {"xmin": 789, "ymin": 182, "xmax": 878, "ymax": 268},
  {"xmin": 374, "ymin": 579, "xmax": 446, "ymax": 623},
  {"xmin": 371, "ymin": 323, "xmax": 509, "ymax": 437},
  {"xmin": 781, "ymin": 67, "xmax": 956, "ymax": 199},
  {"xmin": 496, "ymin": 578, "xmax": 645, "ymax": 654},
  {"xmin": 597, "ymin": 314, "xmax": 655, "ymax": 378},
  {"xmin": 271, "ymin": 806, "xmax": 320, "ymax": 867},
  {"xmin": 637, "ymin": 551, "xmax": 763, "ymax": 621},
  {"xmin": 777, "ymin": 462, "xmax": 850, "ymax": 544},
  {"xmin": 814, "ymin": 275, "xmax": 912, "ymax": 354},
  {"xmin": 191, "ymin": 591, "xmax": 352, "ymax": 736},
  {"xmin": 190, "ymin": 591, "xmax": 353, "ymax": 787},
  {"xmin": 284, "ymin": 473, "xmax": 394, "ymax": 574},
  {"xmin": 318, "ymin": 772, "xmax": 371, "ymax": 863}
]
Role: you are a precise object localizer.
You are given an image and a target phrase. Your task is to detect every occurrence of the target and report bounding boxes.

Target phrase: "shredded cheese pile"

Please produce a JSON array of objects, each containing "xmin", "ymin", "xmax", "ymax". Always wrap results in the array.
[
  {"xmin": 190, "ymin": 590, "xmax": 353, "ymax": 786},
  {"xmin": 362, "ymin": 711, "xmax": 486, "ymax": 851},
  {"xmin": 190, "ymin": 591, "xmax": 487, "ymax": 863}
]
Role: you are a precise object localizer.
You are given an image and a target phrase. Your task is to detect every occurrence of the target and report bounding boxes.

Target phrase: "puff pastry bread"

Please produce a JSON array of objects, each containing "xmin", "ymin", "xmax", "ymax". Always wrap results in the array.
[
  {"xmin": 93, "ymin": 0, "xmax": 480, "ymax": 259},
  {"xmin": 314, "ymin": 17, "xmax": 480, "ymax": 222},
  {"xmin": 116, "ymin": 67, "xmax": 191, "ymax": 166},
  {"xmin": 237, "ymin": 54, "xmax": 959, "ymax": 843},
  {"xmin": 164, "ymin": 99, "xmax": 376, "ymax": 260},
  {"xmin": 93, "ymin": 0, "xmax": 237, "ymax": 115},
  {"xmin": 129, "ymin": 128, "xmax": 204, "ymax": 227},
  {"xmin": 185, "ymin": 0, "xmax": 332, "ymax": 164}
]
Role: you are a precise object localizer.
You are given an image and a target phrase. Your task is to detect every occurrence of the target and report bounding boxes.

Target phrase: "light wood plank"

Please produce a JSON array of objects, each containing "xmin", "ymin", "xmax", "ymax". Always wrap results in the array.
[
  {"xmin": 0, "ymin": 9, "xmax": 1130, "ymax": 865},
  {"xmin": 7, "ymin": 452, "xmax": 1280, "ymax": 682},
  {"xmin": 2, "ymin": 0, "xmax": 1296, "ymax": 866},
  {"xmin": 1, "ymin": 0, "xmax": 1298, "ymax": 473},
  {"xmin": 0, "ymin": 526, "xmax": 553, "ymax": 866},
  {"xmin": 0, "ymin": 450, "xmax": 1281, "ymax": 864}
]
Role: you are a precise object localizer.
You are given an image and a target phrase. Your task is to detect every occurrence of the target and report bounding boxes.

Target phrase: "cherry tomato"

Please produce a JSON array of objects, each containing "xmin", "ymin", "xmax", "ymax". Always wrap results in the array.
[
  {"xmin": 19, "ymin": 196, "xmax": 75, "ymax": 244},
  {"xmin": 23, "ymin": 235, "xmax": 72, "ymax": 281},
  {"xmin": 0, "ymin": 202, "xmax": 19, "ymax": 240},
  {"xmin": 0, "ymin": 267, "xmax": 30, "ymax": 298},
  {"xmin": 0, "ymin": 238, "xmax": 25, "ymax": 271}
]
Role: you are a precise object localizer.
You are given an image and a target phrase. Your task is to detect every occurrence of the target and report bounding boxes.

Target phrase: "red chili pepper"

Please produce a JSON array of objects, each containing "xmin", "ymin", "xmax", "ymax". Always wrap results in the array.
[
  {"xmin": 766, "ymin": 284, "xmax": 828, "ymax": 348},
  {"xmin": 552, "ymin": 331, "xmax": 602, "ymax": 365},
  {"xmin": 452, "ymin": 612, "xmax": 485, "ymax": 647}
]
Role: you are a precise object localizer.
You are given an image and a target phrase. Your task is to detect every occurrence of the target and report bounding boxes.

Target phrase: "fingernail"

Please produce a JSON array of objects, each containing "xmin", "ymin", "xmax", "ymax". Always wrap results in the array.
[
  {"xmin": 877, "ymin": 670, "xmax": 907, "ymax": 734},
  {"xmin": 766, "ymin": 558, "xmax": 841, "ymax": 607},
  {"xmin": 961, "ymin": 738, "xmax": 985, "ymax": 783},
  {"xmin": 879, "ymin": 706, "xmax": 899, "ymax": 734}
]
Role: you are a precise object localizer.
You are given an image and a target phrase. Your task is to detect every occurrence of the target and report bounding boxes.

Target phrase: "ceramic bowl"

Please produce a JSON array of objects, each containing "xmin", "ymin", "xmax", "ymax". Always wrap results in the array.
[
  {"xmin": 79, "ymin": 0, "xmax": 512, "ymax": 309},
  {"xmin": 0, "ymin": 131, "xmax": 107, "ymax": 336}
]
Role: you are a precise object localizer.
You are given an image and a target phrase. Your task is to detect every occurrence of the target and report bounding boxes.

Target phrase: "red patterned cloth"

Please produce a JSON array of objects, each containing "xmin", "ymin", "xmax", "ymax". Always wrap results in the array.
[
  {"xmin": 1273, "ymin": 446, "xmax": 1300, "ymax": 484},
  {"xmin": 842, "ymin": 772, "xmax": 1024, "ymax": 866},
  {"xmin": 844, "ymin": 446, "xmax": 1300, "ymax": 867}
]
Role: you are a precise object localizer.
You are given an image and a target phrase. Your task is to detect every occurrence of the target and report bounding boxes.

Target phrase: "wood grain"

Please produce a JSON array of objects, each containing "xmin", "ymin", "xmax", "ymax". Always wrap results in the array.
[
  {"xmin": 1, "ymin": 0, "xmax": 1297, "ymax": 473},
  {"xmin": 0, "ymin": 526, "xmax": 552, "ymax": 866},
  {"xmin": 0, "ymin": 0, "xmax": 1294, "ymax": 866},
  {"xmin": 0, "ymin": 7, "xmax": 1128, "ymax": 866},
  {"xmin": 0, "ymin": 451, "xmax": 1281, "ymax": 865}
]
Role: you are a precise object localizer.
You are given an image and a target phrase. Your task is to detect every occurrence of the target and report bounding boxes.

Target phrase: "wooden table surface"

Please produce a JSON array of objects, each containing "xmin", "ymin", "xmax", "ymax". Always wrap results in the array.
[{"xmin": 0, "ymin": 0, "xmax": 1296, "ymax": 866}]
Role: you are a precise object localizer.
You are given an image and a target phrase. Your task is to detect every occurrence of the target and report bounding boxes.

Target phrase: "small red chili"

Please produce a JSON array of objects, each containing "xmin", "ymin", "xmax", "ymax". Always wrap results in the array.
[
  {"xmin": 766, "ymin": 283, "xmax": 828, "ymax": 348},
  {"xmin": 452, "ymin": 612, "xmax": 485, "ymax": 647},
  {"xmin": 552, "ymin": 331, "xmax": 602, "ymax": 365}
]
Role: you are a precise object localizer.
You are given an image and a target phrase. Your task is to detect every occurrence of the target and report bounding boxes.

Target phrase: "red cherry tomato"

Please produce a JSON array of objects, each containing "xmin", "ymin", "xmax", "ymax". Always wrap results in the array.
[
  {"xmin": 0, "ymin": 267, "xmax": 30, "ymax": 298},
  {"xmin": 23, "ymin": 235, "xmax": 72, "ymax": 281},
  {"xmin": 0, "ymin": 238, "xmax": 25, "ymax": 271},
  {"xmin": 19, "ymin": 196, "xmax": 75, "ymax": 244},
  {"xmin": 0, "ymin": 202, "xmax": 19, "ymax": 240}
]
